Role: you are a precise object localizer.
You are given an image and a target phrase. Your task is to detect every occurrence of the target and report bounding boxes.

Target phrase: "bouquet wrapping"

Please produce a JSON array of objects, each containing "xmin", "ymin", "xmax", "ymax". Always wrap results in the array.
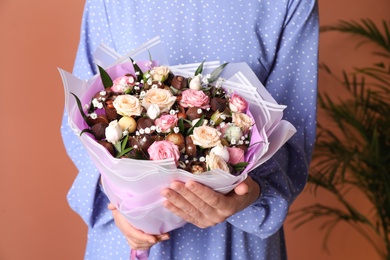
[{"xmin": 59, "ymin": 37, "xmax": 296, "ymax": 235}]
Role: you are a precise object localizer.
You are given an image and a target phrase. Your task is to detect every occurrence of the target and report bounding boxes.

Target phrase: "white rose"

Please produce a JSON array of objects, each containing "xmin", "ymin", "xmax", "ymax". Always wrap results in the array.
[
  {"xmin": 105, "ymin": 120, "xmax": 122, "ymax": 144},
  {"xmin": 210, "ymin": 143, "xmax": 230, "ymax": 162},
  {"xmin": 113, "ymin": 94, "xmax": 143, "ymax": 117},
  {"xmin": 189, "ymin": 75, "xmax": 202, "ymax": 90}
]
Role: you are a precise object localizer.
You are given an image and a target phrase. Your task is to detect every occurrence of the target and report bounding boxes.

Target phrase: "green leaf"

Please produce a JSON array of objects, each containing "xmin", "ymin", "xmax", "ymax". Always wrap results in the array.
[
  {"xmin": 121, "ymin": 135, "xmax": 129, "ymax": 151},
  {"xmin": 208, "ymin": 62, "xmax": 228, "ymax": 83},
  {"xmin": 70, "ymin": 92, "xmax": 90, "ymax": 126},
  {"xmin": 195, "ymin": 60, "xmax": 205, "ymax": 76},
  {"xmin": 186, "ymin": 116, "xmax": 204, "ymax": 136},
  {"xmin": 178, "ymin": 118, "xmax": 185, "ymax": 135},
  {"xmin": 116, "ymin": 147, "xmax": 133, "ymax": 158},
  {"xmin": 130, "ymin": 58, "xmax": 144, "ymax": 82},
  {"xmin": 232, "ymin": 162, "xmax": 249, "ymax": 172},
  {"xmin": 97, "ymin": 65, "xmax": 113, "ymax": 89}
]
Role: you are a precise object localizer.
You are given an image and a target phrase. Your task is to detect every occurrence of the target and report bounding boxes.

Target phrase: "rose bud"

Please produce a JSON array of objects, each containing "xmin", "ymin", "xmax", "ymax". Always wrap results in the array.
[
  {"xmin": 105, "ymin": 120, "xmax": 123, "ymax": 144},
  {"xmin": 171, "ymin": 75, "xmax": 188, "ymax": 90},
  {"xmin": 91, "ymin": 122, "xmax": 108, "ymax": 140},
  {"xmin": 210, "ymin": 143, "xmax": 230, "ymax": 162},
  {"xmin": 189, "ymin": 75, "xmax": 202, "ymax": 90},
  {"xmin": 118, "ymin": 116, "xmax": 137, "ymax": 134},
  {"xmin": 210, "ymin": 97, "xmax": 227, "ymax": 112},
  {"xmin": 146, "ymin": 104, "xmax": 161, "ymax": 120},
  {"xmin": 165, "ymin": 132, "xmax": 185, "ymax": 151},
  {"xmin": 97, "ymin": 140, "xmax": 115, "ymax": 157},
  {"xmin": 186, "ymin": 107, "xmax": 203, "ymax": 120}
]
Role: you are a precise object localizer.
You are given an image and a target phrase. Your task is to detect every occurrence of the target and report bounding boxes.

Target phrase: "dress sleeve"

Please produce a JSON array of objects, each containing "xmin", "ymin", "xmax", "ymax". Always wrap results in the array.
[
  {"xmin": 227, "ymin": 0, "xmax": 319, "ymax": 239},
  {"xmin": 61, "ymin": 0, "xmax": 115, "ymax": 228}
]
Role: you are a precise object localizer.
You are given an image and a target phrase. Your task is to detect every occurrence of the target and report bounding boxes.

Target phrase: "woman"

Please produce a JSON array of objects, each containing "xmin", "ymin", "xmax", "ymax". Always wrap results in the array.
[{"xmin": 61, "ymin": 0, "xmax": 319, "ymax": 259}]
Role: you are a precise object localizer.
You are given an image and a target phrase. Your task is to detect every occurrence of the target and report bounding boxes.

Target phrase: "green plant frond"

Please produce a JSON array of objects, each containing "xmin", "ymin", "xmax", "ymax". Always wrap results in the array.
[{"xmin": 320, "ymin": 19, "xmax": 390, "ymax": 53}]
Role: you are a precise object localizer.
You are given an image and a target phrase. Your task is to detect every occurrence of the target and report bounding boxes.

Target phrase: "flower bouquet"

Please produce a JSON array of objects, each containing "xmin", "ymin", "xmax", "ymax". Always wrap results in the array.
[{"xmin": 59, "ymin": 37, "xmax": 296, "ymax": 236}]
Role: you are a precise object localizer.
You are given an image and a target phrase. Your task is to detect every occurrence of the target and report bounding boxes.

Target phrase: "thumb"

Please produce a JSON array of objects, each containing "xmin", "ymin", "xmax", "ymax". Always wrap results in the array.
[{"xmin": 234, "ymin": 180, "xmax": 249, "ymax": 195}]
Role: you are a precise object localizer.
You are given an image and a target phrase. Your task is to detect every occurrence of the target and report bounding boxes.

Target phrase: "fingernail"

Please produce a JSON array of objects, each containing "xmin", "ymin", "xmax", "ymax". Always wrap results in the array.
[{"xmin": 161, "ymin": 235, "xmax": 169, "ymax": 240}]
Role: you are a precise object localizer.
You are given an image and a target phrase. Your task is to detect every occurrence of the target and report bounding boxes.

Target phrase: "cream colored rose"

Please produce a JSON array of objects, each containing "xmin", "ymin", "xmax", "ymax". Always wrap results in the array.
[
  {"xmin": 150, "ymin": 66, "xmax": 170, "ymax": 82},
  {"xmin": 142, "ymin": 88, "xmax": 176, "ymax": 113},
  {"xmin": 232, "ymin": 112, "xmax": 254, "ymax": 133},
  {"xmin": 190, "ymin": 125, "xmax": 221, "ymax": 148},
  {"xmin": 206, "ymin": 152, "xmax": 230, "ymax": 173},
  {"xmin": 113, "ymin": 94, "xmax": 143, "ymax": 117}
]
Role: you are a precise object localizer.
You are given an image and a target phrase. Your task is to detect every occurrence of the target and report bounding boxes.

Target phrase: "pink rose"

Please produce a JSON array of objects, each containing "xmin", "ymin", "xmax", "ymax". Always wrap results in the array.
[
  {"xmin": 111, "ymin": 75, "xmax": 136, "ymax": 92},
  {"xmin": 229, "ymin": 93, "xmax": 248, "ymax": 113},
  {"xmin": 180, "ymin": 89, "xmax": 210, "ymax": 109},
  {"xmin": 148, "ymin": 140, "xmax": 180, "ymax": 166},
  {"xmin": 155, "ymin": 114, "xmax": 178, "ymax": 133},
  {"xmin": 227, "ymin": 147, "xmax": 245, "ymax": 165}
]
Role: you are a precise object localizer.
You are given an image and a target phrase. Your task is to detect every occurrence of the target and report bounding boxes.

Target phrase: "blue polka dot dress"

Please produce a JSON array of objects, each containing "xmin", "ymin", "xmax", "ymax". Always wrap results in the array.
[{"xmin": 61, "ymin": 0, "xmax": 319, "ymax": 259}]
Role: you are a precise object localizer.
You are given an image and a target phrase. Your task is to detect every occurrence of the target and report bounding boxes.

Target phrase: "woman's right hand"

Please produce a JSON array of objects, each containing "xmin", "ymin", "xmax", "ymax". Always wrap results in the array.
[{"xmin": 108, "ymin": 203, "xmax": 170, "ymax": 250}]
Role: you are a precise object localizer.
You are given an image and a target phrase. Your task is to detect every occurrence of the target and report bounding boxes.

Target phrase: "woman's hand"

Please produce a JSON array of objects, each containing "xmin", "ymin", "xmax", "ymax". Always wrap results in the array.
[
  {"xmin": 108, "ymin": 203, "xmax": 170, "ymax": 250},
  {"xmin": 161, "ymin": 176, "xmax": 260, "ymax": 228}
]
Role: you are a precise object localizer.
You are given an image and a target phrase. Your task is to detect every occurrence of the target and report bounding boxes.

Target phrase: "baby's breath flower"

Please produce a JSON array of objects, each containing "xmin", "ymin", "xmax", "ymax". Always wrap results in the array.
[{"xmin": 90, "ymin": 112, "xmax": 97, "ymax": 119}]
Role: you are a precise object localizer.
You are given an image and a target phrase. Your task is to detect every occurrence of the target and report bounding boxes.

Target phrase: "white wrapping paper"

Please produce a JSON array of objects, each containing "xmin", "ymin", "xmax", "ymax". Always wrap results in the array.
[{"xmin": 59, "ymin": 37, "xmax": 296, "ymax": 234}]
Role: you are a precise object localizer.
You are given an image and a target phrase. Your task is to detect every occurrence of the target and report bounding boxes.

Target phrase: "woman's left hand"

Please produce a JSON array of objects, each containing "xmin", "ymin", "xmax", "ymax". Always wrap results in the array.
[{"xmin": 161, "ymin": 176, "xmax": 260, "ymax": 228}]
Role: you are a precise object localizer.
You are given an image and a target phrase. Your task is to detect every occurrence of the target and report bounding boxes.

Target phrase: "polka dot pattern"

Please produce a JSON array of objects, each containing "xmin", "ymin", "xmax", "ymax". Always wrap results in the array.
[{"xmin": 61, "ymin": 0, "xmax": 319, "ymax": 259}]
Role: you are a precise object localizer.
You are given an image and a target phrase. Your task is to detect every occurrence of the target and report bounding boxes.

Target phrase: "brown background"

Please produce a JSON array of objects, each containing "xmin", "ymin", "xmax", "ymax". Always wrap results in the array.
[{"xmin": 1, "ymin": 0, "xmax": 389, "ymax": 259}]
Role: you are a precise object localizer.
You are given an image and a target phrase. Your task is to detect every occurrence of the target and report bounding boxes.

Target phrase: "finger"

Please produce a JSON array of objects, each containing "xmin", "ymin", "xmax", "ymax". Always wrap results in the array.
[
  {"xmin": 184, "ymin": 181, "xmax": 224, "ymax": 209},
  {"xmin": 107, "ymin": 202, "xmax": 117, "ymax": 210},
  {"xmin": 162, "ymin": 183, "xmax": 204, "ymax": 216},
  {"xmin": 233, "ymin": 180, "xmax": 249, "ymax": 196},
  {"xmin": 110, "ymin": 206, "xmax": 158, "ymax": 245}
]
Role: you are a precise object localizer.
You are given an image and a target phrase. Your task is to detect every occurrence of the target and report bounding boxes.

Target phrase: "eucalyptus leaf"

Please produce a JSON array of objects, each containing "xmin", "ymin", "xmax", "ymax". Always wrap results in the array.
[
  {"xmin": 208, "ymin": 62, "xmax": 228, "ymax": 83},
  {"xmin": 71, "ymin": 92, "xmax": 90, "ymax": 126},
  {"xmin": 97, "ymin": 65, "xmax": 113, "ymax": 89},
  {"xmin": 130, "ymin": 58, "xmax": 144, "ymax": 82},
  {"xmin": 194, "ymin": 60, "xmax": 205, "ymax": 76}
]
